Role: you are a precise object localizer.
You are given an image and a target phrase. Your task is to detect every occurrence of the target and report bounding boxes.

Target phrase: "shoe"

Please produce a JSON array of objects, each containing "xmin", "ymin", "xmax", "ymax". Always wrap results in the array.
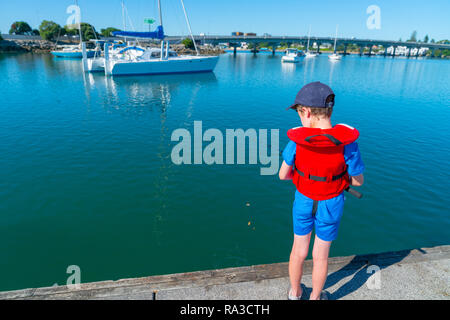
[{"xmin": 288, "ymin": 288, "xmax": 302, "ymax": 300}]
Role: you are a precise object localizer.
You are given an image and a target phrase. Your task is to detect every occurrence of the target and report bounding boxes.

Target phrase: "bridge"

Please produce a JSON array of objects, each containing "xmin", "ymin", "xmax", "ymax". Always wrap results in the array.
[
  {"xmin": 3, "ymin": 33, "xmax": 449, "ymax": 58},
  {"xmin": 165, "ymin": 35, "xmax": 450, "ymax": 58}
]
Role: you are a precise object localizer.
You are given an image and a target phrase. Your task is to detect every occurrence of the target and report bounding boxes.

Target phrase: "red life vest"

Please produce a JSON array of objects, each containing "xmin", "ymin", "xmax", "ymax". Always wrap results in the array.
[{"xmin": 287, "ymin": 124, "xmax": 359, "ymax": 200}]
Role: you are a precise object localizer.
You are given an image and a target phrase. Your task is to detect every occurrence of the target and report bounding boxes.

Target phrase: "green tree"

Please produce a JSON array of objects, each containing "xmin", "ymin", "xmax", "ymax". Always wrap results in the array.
[
  {"xmin": 80, "ymin": 23, "xmax": 99, "ymax": 41},
  {"xmin": 64, "ymin": 25, "xmax": 78, "ymax": 37},
  {"xmin": 182, "ymin": 38, "xmax": 195, "ymax": 49},
  {"xmin": 39, "ymin": 20, "xmax": 62, "ymax": 40},
  {"xmin": 31, "ymin": 29, "xmax": 40, "ymax": 36},
  {"xmin": 100, "ymin": 27, "xmax": 121, "ymax": 37},
  {"xmin": 430, "ymin": 39, "xmax": 435, "ymax": 43},
  {"xmin": 0, "ymin": 32, "xmax": 3, "ymax": 41},
  {"xmin": 408, "ymin": 30, "xmax": 417, "ymax": 42},
  {"xmin": 9, "ymin": 21, "xmax": 32, "ymax": 35},
  {"xmin": 423, "ymin": 35, "xmax": 429, "ymax": 43}
]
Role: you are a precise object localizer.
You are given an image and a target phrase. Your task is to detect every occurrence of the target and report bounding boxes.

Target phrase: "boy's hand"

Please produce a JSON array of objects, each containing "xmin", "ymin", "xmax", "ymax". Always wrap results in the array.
[{"xmin": 350, "ymin": 174, "xmax": 364, "ymax": 186}]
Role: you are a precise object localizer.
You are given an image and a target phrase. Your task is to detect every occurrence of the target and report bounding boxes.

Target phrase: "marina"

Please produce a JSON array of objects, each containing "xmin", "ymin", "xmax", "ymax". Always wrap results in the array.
[{"xmin": 0, "ymin": 0, "xmax": 449, "ymax": 301}]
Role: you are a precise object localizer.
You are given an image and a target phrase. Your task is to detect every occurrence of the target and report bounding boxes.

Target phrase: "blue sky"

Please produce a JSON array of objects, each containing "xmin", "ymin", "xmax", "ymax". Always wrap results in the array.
[{"xmin": 2, "ymin": 0, "xmax": 449, "ymax": 41}]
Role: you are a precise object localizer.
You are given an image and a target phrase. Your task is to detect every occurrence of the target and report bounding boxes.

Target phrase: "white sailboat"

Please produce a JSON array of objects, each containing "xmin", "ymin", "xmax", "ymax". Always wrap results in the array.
[
  {"xmin": 328, "ymin": 25, "xmax": 341, "ymax": 61},
  {"xmin": 304, "ymin": 25, "xmax": 317, "ymax": 58},
  {"xmin": 84, "ymin": 0, "xmax": 218, "ymax": 76}
]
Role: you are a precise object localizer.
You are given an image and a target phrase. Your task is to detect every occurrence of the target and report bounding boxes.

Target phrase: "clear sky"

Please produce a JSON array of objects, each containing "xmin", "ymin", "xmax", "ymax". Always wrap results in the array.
[{"xmin": 2, "ymin": 0, "xmax": 449, "ymax": 41}]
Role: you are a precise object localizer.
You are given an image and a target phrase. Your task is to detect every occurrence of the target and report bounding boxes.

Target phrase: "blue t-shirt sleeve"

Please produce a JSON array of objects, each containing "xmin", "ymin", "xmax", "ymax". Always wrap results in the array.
[
  {"xmin": 344, "ymin": 142, "xmax": 365, "ymax": 176},
  {"xmin": 282, "ymin": 140, "xmax": 297, "ymax": 166},
  {"xmin": 283, "ymin": 140, "xmax": 365, "ymax": 176}
]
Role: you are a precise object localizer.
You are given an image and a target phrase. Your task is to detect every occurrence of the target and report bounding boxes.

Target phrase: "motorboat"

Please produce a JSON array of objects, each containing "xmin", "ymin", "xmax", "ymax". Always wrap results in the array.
[{"xmin": 281, "ymin": 48, "xmax": 304, "ymax": 63}]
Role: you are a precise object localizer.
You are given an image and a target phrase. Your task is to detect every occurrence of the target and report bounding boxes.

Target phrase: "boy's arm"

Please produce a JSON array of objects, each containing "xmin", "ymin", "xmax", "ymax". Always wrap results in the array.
[
  {"xmin": 279, "ymin": 161, "xmax": 294, "ymax": 180},
  {"xmin": 344, "ymin": 142, "xmax": 365, "ymax": 187}
]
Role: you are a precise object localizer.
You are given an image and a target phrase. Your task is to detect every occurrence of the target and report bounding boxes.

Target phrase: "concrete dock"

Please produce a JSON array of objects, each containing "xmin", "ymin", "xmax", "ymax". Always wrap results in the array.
[{"xmin": 0, "ymin": 245, "xmax": 448, "ymax": 300}]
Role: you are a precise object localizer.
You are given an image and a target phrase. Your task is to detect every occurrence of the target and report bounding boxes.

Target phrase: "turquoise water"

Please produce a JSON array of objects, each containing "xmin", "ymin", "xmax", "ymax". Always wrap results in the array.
[{"xmin": 0, "ymin": 52, "xmax": 449, "ymax": 291}]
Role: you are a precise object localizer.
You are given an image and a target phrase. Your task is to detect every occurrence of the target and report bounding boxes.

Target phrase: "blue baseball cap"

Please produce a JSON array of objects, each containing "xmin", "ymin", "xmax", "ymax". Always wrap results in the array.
[{"xmin": 288, "ymin": 81, "xmax": 335, "ymax": 110}]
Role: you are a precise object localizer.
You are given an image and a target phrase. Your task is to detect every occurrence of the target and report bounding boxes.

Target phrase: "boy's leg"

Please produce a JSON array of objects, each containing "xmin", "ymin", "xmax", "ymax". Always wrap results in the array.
[
  {"xmin": 310, "ymin": 235, "xmax": 332, "ymax": 300},
  {"xmin": 289, "ymin": 232, "xmax": 311, "ymax": 297}
]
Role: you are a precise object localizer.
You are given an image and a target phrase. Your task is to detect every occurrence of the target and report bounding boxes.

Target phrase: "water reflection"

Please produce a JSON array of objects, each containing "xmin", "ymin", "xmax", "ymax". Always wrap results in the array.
[{"xmin": 82, "ymin": 72, "xmax": 217, "ymax": 115}]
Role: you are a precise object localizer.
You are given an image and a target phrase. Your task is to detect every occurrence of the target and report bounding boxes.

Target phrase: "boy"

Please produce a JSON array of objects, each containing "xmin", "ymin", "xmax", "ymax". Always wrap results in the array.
[{"xmin": 279, "ymin": 81, "xmax": 365, "ymax": 300}]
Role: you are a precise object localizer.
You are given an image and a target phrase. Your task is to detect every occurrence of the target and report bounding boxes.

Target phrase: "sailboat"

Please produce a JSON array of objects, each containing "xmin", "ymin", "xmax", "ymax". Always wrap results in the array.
[
  {"xmin": 84, "ymin": 0, "xmax": 219, "ymax": 76},
  {"xmin": 51, "ymin": 1, "xmax": 98, "ymax": 58},
  {"xmin": 304, "ymin": 26, "xmax": 317, "ymax": 58},
  {"xmin": 328, "ymin": 25, "xmax": 341, "ymax": 61}
]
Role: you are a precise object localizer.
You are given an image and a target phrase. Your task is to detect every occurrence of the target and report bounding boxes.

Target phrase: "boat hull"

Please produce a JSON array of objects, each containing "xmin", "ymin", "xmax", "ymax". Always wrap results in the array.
[
  {"xmin": 281, "ymin": 56, "xmax": 303, "ymax": 63},
  {"xmin": 108, "ymin": 56, "xmax": 219, "ymax": 76},
  {"xmin": 328, "ymin": 54, "xmax": 342, "ymax": 60},
  {"xmin": 51, "ymin": 50, "xmax": 97, "ymax": 59}
]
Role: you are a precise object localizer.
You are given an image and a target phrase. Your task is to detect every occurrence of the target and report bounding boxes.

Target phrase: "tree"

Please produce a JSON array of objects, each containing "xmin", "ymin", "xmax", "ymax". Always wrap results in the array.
[
  {"xmin": 0, "ymin": 33, "xmax": 3, "ymax": 41},
  {"xmin": 408, "ymin": 30, "xmax": 417, "ymax": 42},
  {"xmin": 31, "ymin": 29, "xmax": 40, "ymax": 36},
  {"xmin": 100, "ymin": 27, "xmax": 121, "ymax": 37},
  {"xmin": 423, "ymin": 35, "xmax": 429, "ymax": 43},
  {"xmin": 430, "ymin": 39, "xmax": 435, "ymax": 43},
  {"xmin": 182, "ymin": 38, "xmax": 195, "ymax": 49},
  {"xmin": 80, "ymin": 23, "xmax": 99, "ymax": 41},
  {"xmin": 64, "ymin": 25, "xmax": 78, "ymax": 37},
  {"xmin": 39, "ymin": 20, "xmax": 62, "ymax": 40},
  {"xmin": 9, "ymin": 21, "xmax": 32, "ymax": 35}
]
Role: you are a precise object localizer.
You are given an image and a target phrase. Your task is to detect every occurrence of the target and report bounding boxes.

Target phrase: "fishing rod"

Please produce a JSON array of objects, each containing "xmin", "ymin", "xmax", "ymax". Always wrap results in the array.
[{"xmin": 345, "ymin": 187, "xmax": 363, "ymax": 199}]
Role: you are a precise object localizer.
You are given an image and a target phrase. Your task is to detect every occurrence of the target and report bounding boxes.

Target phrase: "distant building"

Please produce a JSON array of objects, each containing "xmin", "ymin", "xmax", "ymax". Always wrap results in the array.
[
  {"xmin": 244, "ymin": 32, "xmax": 257, "ymax": 36},
  {"xmin": 231, "ymin": 32, "xmax": 244, "ymax": 36}
]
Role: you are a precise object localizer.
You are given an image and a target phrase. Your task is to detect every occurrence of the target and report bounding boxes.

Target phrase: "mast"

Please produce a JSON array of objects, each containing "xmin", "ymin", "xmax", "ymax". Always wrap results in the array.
[
  {"xmin": 180, "ymin": 0, "xmax": 199, "ymax": 55},
  {"xmin": 334, "ymin": 24, "xmax": 338, "ymax": 53},
  {"xmin": 76, "ymin": 0, "xmax": 82, "ymax": 47},
  {"xmin": 122, "ymin": 0, "xmax": 127, "ymax": 42},
  {"xmin": 307, "ymin": 25, "xmax": 311, "ymax": 52},
  {"xmin": 158, "ymin": 0, "xmax": 163, "ymax": 27}
]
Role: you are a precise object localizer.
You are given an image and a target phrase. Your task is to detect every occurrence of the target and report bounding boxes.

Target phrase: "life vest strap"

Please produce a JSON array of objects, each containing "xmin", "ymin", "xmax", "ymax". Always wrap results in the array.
[
  {"xmin": 294, "ymin": 165, "xmax": 348, "ymax": 182},
  {"xmin": 305, "ymin": 134, "xmax": 343, "ymax": 146}
]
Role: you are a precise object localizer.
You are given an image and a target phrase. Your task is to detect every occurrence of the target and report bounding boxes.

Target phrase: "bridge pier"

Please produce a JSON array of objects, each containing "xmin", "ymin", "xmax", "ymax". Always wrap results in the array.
[
  {"xmin": 368, "ymin": 45, "xmax": 372, "ymax": 57},
  {"xmin": 252, "ymin": 43, "xmax": 258, "ymax": 56},
  {"xmin": 392, "ymin": 46, "xmax": 397, "ymax": 58},
  {"xmin": 384, "ymin": 46, "xmax": 388, "ymax": 57},
  {"xmin": 407, "ymin": 47, "xmax": 411, "ymax": 58},
  {"xmin": 272, "ymin": 45, "xmax": 276, "ymax": 55},
  {"xmin": 343, "ymin": 44, "xmax": 347, "ymax": 55},
  {"xmin": 316, "ymin": 43, "xmax": 320, "ymax": 54},
  {"xmin": 415, "ymin": 47, "xmax": 420, "ymax": 58},
  {"xmin": 359, "ymin": 45, "xmax": 363, "ymax": 56},
  {"xmin": 233, "ymin": 46, "xmax": 237, "ymax": 56}
]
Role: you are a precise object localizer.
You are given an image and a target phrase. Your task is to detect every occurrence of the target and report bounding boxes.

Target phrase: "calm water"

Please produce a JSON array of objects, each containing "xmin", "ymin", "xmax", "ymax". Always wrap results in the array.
[{"xmin": 0, "ymin": 52, "xmax": 449, "ymax": 291}]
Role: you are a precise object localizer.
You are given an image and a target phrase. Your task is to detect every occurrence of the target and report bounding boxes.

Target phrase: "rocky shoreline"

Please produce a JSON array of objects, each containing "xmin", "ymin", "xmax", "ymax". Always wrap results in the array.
[{"xmin": 0, "ymin": 39, "xmax": 224, "ymax": 56}]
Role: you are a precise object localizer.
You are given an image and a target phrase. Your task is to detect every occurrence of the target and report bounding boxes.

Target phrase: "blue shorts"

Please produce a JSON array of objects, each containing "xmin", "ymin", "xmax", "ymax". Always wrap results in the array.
[{"xmin": 292, "ymin": 191, "xmax": 345, "ymax": 241}]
